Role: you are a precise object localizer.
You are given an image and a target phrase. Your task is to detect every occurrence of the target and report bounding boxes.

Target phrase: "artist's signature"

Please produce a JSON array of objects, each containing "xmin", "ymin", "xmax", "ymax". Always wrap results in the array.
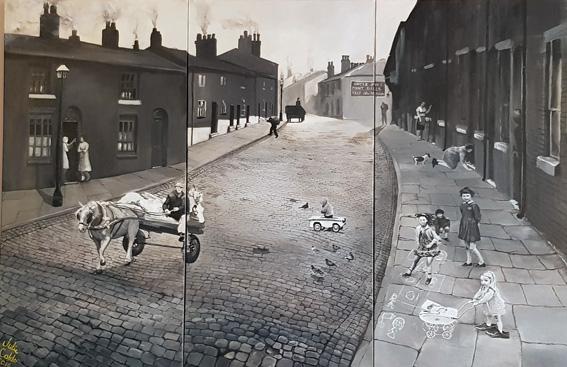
[{"xmin": 0, "ymin": 338, "xmax": 18, "ymax": 366}]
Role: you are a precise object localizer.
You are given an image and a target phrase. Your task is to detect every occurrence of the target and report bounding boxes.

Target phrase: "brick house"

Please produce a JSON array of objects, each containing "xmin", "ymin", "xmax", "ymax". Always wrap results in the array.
[{"xmin": 384, "ymin": 0, "xmax": 567, "ymax": 252}]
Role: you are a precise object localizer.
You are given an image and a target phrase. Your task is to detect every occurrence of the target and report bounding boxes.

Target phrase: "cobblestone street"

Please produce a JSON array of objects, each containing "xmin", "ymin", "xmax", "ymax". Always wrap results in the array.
[
  {"xmin": 0, "ymin": 115, "xmax": 397, "ymax": 367},
  {"xmin": 184, "ymin": 116, "xmax": 396, "ymax": 367},
  {"xmin": 0, "ymin": 181, "xmax": 186, "ymax": 367}
]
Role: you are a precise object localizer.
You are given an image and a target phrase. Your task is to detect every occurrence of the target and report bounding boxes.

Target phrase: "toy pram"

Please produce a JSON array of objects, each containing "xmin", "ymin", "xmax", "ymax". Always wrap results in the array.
[{"xmin": 418, "ymin": 300, "xmax": 474, "ymax": 339}]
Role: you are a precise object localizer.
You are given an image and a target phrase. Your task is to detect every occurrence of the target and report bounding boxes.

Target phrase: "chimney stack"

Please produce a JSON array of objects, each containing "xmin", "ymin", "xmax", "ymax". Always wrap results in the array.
[
  {"xmin": 366, "ymin": 55, "xmax": 374, "ymax": 64},
  {"xmin": 195, "ymin": 33, "xmax": 217, "ymax": 58},
  {"xmin": 341, "ymin": 55, "xmax": 351, "ymax": 73},
  {"xmin": 68, "ymin": 29, "xmax": 80, "ymax": 45},
  {"xmin": 327, "ymin": 61, "xmax": 335, "ymax": 77},
  {"xmin": 238, "ymin": 31, "xmax": 253, "ymax": 54},
  {"xmin": 133, "ymin": 39, "xmax": 140, "ymax": 51},
  {"xmin": 251, "ymin": 33, "xmax": 261, "ymax": 57},
  {"xmin": 102, "ymin": 21, "xmax": 119, "ymax": 48},
  {"xmin": 150, "ymin": 27, "xmax": 162, "ymax": 48},
  {"xmin": 40, "ymin": 3, "xmax": 60, "ymax": 39}
]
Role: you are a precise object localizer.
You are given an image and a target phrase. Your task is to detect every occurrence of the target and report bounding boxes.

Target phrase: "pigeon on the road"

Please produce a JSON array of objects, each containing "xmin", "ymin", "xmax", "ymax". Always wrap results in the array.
[
  {"xmin": 325, "ymin": 259, "xmax": 337, "ymax": 267},
  {"xmin": 311, "ymin": 246, "xmax": 319, "ymax": 254},
  {"xmin": 345, "ymin": 252, "xmax": 354, "ymax": 261},
  {"xmin": 311, "ymin": 265, "xmax": 325, "ymax": 278},
  {"xmin": 300, "ymin": 202, "xmax": 309, "ymax": 209},
  {"xmin": 332, "ymin": 244, "xmax": 341, "ymax": 252}
]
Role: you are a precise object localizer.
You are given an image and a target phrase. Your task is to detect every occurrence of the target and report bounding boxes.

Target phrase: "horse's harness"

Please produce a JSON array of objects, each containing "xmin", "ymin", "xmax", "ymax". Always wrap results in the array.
[{"xmin": 80, "ymin": 202, "xmax": 140, "ymax": 237}]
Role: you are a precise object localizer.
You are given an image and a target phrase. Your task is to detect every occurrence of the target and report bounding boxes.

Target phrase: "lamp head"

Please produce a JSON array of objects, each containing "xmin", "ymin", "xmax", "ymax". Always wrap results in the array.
[{"xmin": 56, "ymin": 64, "xmax": 70, "ymax": 79}]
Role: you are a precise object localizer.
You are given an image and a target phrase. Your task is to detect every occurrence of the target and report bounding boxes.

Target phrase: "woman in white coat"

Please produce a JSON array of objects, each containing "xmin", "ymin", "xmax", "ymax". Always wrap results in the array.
[
  {"xmin": 77, "ymin": 136, "xmax": 92, "ymax": 182},
  {"xmin": 62, "ymin": 136, "xmax": 75, "ymax": 183}
]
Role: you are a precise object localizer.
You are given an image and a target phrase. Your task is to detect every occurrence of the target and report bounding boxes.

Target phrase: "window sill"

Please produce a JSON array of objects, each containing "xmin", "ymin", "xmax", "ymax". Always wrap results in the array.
[
  {"xmin": 437, "ymin": 120, "xmax": 445, "ymax": 127},
  {"xmin": 118, "ymin": 99, "xmax": 142, "ymax": 106},
  {"xmin": 29, "ymin": 94, "xmax": 56, "ymax": 99},
  {"xmin": 486, "ymin": 179, "xmax": 497, "ymax": 188},
  {"xmin": 494, "ymin": 142, "xmax": 508, "ymax": 153},
  {"xmin": 117, "ymin": 153, "xmax": 138, "ymax": 159},
  {"xmin": 456, "ymin": 126, "xmax": 468, "ymax": 135},
  {"xmin": 474, "ymin": 131, "xmax": 485, "ymax": 141},
  {"xmin": 536, "ymin": 156, "xmax": 559, "ymax": 176},
  {"xmin": 27, "ymin": 159, "xmax": 51, "ymax": 165},
  {"xmin": 424, "ymin": 63, "xmax": 435, "ymax": 70}
]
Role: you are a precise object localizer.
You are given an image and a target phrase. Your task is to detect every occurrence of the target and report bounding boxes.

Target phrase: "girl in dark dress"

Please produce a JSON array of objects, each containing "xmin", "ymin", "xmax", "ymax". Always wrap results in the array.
[{"xmin": 459, "ymin": 187, "xmax": 485, "ymax": 267}]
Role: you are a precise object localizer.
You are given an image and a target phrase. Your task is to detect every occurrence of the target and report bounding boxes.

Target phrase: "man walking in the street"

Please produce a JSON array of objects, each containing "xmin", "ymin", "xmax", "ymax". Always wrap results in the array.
[
  {"xmin": 380, "ymin": 101, "xmax": 389, "ymax": 124},
  {"xmin": 267, "ymin": 116, "xmax": 279, "ymax": 138}
]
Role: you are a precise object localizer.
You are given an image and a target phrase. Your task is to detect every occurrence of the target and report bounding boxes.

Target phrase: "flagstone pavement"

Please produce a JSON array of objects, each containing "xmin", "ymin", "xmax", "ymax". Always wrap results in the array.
[{"xmin": 353, "ymin": 125, "xmax": 567, "ymax": 367}]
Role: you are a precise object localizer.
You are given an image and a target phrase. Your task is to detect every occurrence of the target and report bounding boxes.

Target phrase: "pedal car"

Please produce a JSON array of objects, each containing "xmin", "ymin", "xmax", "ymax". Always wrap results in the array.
[{"xmin": 309, "ymin": 216, "xmax": 346, "ymax": 232}]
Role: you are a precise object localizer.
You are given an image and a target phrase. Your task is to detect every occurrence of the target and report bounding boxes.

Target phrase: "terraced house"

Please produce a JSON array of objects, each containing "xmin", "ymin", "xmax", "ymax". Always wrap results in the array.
[
  {"xmin": 384, "ymin": 0, "xmax": 567, "ymax": 253},
  {"xmin": 2, "ymin": 4, "xmax": 187, "ymax": 191}
]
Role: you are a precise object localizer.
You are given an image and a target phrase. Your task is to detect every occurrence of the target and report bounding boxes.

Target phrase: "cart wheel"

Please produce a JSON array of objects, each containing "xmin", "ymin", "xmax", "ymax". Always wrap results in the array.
[
  {"xmin": 442, "ymin": 331, "xmax": 452, "ymax": 340},
  {"xmin": 313, "ymin": 223, "xmax": 322, "ymax": 231},
  {"xmin": 185, "ymin": 235, "xmax": 201, "ymax": 264},
  {"xmin": 122, "ymin": 230, "xmax": 146, "ymax": 257},
  {"xmin": 332, "ymin": 223, "xmax": 341, "ymax": 232}
]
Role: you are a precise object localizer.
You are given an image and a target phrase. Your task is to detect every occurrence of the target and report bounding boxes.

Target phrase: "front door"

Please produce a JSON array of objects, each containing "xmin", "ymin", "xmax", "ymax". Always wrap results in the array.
[
  {"xmin": 152, "ymin": 109, "xmax": 168, "ymax": 168},
  {"xmin": 211, "ymin": 102, "xmax": 218, "ymax": 134},
  {"xmin": 63, "ymin": 107, "xmax": 81, "ymax": 182}
]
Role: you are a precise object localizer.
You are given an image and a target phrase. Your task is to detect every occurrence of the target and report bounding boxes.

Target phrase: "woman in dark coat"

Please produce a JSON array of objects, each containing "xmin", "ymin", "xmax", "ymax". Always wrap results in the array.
[{"xmin": 459, "ymin": 187, "xmax": 485, "ymax": 267}]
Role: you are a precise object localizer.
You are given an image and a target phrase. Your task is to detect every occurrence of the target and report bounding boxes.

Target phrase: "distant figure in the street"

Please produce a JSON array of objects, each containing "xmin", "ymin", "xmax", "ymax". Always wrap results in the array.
[
  {"xmin": 77, "ymin": 136, "xmax": 92, "ymax": 182},
  {"xmin": 62, "ymin": 136, "xmax": 76, "ymax": 183},
  {"xmin": 415, "ymin": 101, "xmax": 432, "ymax": 141},
  {"xmin": 468, "ymin": 271, "xmax": 509, "ymax": 339},
  {"xmin": 432, "ymin": 209, "xmax": 450, "ymax": 240},
  {"xmin": 163, "ymin": 181, "xmax": 186, "ymax": 240},
  {"xmin": 267, "ymin": 116, "xmax": 279, "ymax": 138},
  {"xmin": 296, "ymin": 98, "xmax": 302, "ymax": 107},
  {"xmin": 320, "ymin": 198, "xmax": 334, "ymax": 218},
  {"xmin": 403, "ymin": 213, "xmax": 441, "ymax": 285},
  {"xmin": 380, "ymin": 102, "xmax": 389, "ymax": 124},
  {"xmin": 432, "ymin": 144, "xmax": 474, "ymax": 171},
  {"xmin": 459, "ymin": 187, "xmax": 485, "ymax": 267}
]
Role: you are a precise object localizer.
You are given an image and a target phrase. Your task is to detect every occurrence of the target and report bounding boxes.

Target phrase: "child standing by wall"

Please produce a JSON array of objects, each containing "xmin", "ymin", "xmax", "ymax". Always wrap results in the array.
[
  {"xmin": 432, "ymin": 209, "xmax": 450, "ymax": 240},
  {"xmin": 459, "ymin": 187, "xmax": 485, "ymax": 267},
  {"xmin": 469, "ymin": 271, "xmax": 509, "ymax": 338},
  {"xmin": 402, "ymin": 213, "xmax": 442, "ymax": 285}
]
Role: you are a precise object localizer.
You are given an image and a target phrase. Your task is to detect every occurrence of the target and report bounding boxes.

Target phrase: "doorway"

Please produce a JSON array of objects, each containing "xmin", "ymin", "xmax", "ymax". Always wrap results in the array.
[
  {"xmin": 152, "ymin": 109, "xmax": 168, "ymax": 168},
  {"xmin": 63, "ymin": 107, "xmax": 81, "ymax": 182}
]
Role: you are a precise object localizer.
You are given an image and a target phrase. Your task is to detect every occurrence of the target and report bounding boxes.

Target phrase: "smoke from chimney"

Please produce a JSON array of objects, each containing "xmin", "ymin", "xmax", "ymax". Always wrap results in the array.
[
  {"xmin": 102, "ymin": 1, "xmax": 121, "ymax": 23},
  {"xmin": 150, "ymin": 7, "xmax": 158, "ymax": 28},
  {"xmin": 222, "ymin": 16, "xmax": 259, "ymax": 33},
  {"xmin": 194, "ymin": 0, "xmax": 211, "ymax": 35}
]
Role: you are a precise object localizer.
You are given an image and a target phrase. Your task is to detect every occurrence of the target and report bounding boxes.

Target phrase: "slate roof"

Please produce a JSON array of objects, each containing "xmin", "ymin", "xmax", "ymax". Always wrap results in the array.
[
  {"xmin": 5, "ymin": 34, "xmax": 185, "ymax": 73},
  {"xmin": 218, "ymin": 49, "xmax": 278, "ymax": 78}
]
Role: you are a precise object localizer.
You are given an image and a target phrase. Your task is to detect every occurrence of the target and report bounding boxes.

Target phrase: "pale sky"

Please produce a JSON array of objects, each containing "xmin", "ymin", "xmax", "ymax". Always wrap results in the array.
[{"xmin": 6, "ymin": 0, "xmax": 416, "ymax": 75}]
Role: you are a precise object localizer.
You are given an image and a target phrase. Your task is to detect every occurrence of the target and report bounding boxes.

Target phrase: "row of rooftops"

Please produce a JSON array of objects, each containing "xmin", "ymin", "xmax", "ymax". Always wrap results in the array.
[{"xmin": 5, "ymin": 3, "xmax": 278, "ymax": 79}]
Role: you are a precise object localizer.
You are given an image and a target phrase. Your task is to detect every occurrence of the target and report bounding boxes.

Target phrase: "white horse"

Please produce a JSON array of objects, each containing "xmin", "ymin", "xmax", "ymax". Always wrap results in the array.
[{"xmin": 75, "ymin": 201, "xmax": 141, "ymax": 273}]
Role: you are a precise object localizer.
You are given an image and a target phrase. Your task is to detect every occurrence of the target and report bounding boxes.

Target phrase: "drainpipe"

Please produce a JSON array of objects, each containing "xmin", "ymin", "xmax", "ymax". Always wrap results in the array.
[
  {"xmin": 518, "ymin": 0, "xmax": 528, "ymax": 218},
  {"xmin": 190, "ymin": 72, "xmax": 195, "ymax": 146},
  {"xmin": 482, "ymin": 0, "xmax": 490, "ymax": 180},
  {"xmin": 443, "ymin": 1, "xmax": 449, "ymax": 150}
]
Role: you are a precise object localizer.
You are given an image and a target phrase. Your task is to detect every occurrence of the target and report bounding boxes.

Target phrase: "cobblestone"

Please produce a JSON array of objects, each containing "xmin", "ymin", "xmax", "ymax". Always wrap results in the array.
[{"xmin": 183, "ymin": 118, "xmax": 396, "ymax": 366}]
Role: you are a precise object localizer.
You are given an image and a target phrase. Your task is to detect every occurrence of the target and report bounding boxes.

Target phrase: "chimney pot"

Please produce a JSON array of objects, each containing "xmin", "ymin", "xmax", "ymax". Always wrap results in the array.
[
  {"xmin": 40, "ymin": 3, "xmax": 60, "ymax": 39},
  {"xmin": 110, "ymin": 22, "xmax": 116, "ymax": 29},
  {"xmin": 197, "ymin": 33, "xmax": 202, "ymax": 40},
  {"xmin": 133, "ymin": 39, "xmax": 140, "ymax": 50},
  {"xmin": 212, "ymin": 33, "xmax": 216, "ymax": 39},
  {"xmin": 150, "ymin": 27, "xmax": 162, "ymax": 48}
]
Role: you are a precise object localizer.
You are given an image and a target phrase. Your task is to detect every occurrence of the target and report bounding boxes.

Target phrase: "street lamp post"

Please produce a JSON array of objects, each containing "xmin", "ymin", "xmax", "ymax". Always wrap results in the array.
[
  {"xmin": 52, "ymin": 64, "xmax": 70, "ymax": 207},
  {"xmin": 279, "ymin": 74, "xmax": 284, "ymax": 121}
]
